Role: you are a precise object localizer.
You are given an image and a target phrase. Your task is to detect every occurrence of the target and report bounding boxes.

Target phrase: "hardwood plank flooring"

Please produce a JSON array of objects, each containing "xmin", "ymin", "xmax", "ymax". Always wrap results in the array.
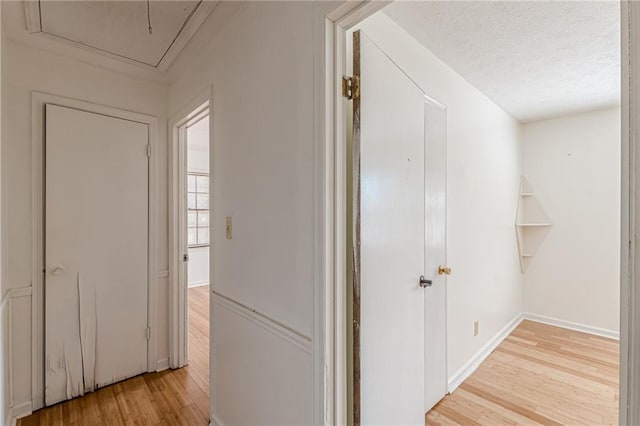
[
  {"xmin": 427, "ymin": 320, "xmax": 619, "ymax": 426},
  {"xmin": 16, "ymin": 305, "xmax": 620, "ymax": 425},
  {"xmin": 18, "ymin": 286, "xmax": 210, "ymax": 426}
]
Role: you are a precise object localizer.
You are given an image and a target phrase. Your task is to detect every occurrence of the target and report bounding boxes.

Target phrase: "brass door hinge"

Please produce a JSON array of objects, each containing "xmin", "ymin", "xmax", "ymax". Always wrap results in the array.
[{"xmin": 342, "ymin": 76, "xmax": 360, "ymax": 100}]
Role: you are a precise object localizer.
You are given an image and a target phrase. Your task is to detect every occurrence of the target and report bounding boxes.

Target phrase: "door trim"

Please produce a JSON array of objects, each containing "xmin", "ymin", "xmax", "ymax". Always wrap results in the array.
[
  {"xmin": 350, "ymin": 29, "xmax": 362, "ymax": 426},
  {"xmin": 622, "ymin": 1, "xmax": 635, "ymax": 423},
  {"xmin": 168, "ymin": 87, "xmax": 212, "ymax": 369},
  {"xmin": 31, "ymin": 91, "xmax": 159, "ymax": 410},
  {"xmin": 319, "ymin": 4, "xmax": 390, "ymax": 424}
]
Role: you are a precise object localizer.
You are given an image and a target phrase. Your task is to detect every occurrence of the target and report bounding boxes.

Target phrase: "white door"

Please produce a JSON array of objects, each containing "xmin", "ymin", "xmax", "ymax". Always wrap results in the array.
[
  {"xmin": 354, "ymin": 30, "xmax": 447, "ymax": 425},
  {"xmin": 45, "ymin": 104, "xmax": 149, "ymax": 406},
  {"xmin": 424, "ymin": 102, "xmax": 448, "ymax": 412}
]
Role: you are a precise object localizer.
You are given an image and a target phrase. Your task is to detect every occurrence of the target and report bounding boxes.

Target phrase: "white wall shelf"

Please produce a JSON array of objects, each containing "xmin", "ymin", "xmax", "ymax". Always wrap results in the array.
[{"xmin": 515, "ymin": 177, "xmax": 552, "ymax": 272}]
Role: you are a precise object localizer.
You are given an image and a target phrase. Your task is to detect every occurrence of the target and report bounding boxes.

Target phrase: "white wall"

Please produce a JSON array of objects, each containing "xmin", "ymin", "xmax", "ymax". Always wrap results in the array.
[
  {"xmin": 358, "ymin": 13, "xmax": 523, "ymax": 382},
  {"xmin": 3, "ymin": 39, "xmax": 169, "ymax": 413},
  {"xmin": 187, "ymin": 116, "xmax": 209, "ymax": 288},
  {"xmin": 167, "ymin": 2, "xmax": 337, "ymax": 423},
  {"xmin": 187, "ymin": 115, "xmax": 209, "ymax": 174},
  {"xmin": 169, "ymin": 2, "xmax": 315, "ymax": 336},
  {"xmin": 522, "ymin": 107, "xmax": 621, "ymax": 333},
  {"xmin": 187, "ymin": 247, "xmax": 209, "ymax": 287}
]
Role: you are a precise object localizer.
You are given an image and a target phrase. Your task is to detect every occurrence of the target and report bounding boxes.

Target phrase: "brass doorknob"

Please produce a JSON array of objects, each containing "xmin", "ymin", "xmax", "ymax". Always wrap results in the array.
[{"xmin": 438, "ymin": 265, "xmax": 451, "ymax": 275}]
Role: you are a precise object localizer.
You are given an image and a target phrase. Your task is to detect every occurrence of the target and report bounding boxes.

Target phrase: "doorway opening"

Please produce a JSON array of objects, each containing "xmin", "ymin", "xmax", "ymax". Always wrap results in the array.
[
  {"xmin": 343, "ymin": 3, "xmax": 621, "ymax": 425},
  {"xmin": 171, "ymin": 98, "xmax": 212, "ymax": 398},
  {"xmin": 183, "ymin": 106, "xmax": 211, "ymax": 396}
]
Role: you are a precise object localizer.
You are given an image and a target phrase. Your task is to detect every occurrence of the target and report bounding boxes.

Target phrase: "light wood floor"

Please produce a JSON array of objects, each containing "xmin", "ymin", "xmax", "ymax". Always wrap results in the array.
[
  {"xmin": 18, "ymin": 285, "xmax": 210, "ymax": 426},
  {"xmin": 427, "ymin": 320, "xmax": 620, "ymax": 425},
  {"xmin": 16, "ymin": 303, "xmax": 619, "ymax": 425}
]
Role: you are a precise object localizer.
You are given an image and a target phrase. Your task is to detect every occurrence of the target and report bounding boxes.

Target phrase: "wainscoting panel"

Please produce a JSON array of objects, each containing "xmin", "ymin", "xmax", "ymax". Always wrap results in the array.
[
  {"xmin": 5, "ymin": 287, "xmax": 34, "ymax": 421},
  {"xmin": 211, "ymin": 292, "xmax": 312, "ymax": 425}
]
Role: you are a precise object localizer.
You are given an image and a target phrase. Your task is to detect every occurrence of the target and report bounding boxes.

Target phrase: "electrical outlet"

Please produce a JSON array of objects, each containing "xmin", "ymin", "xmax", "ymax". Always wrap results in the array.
[{"xmin": 474, "ymin": 320, "xmax": 479, "ymax": 336}]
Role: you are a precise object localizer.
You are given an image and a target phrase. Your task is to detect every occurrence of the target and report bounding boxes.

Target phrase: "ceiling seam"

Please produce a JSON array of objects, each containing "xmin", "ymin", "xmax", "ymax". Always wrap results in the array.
[
  {"xmin": 154, "ymin": 0, "xmax": 203, "ymax": 67},
  {"xmin": 40, "ymin": 31, "xmax": 159, "ymax": 68},
  {"xmin": 35, "ymin": 1, "xmax": 207, "ymax": 70}
]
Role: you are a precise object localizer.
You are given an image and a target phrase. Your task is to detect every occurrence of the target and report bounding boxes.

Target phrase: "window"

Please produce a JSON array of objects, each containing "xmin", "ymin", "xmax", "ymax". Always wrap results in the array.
[{"xmin": 188, "ymin": 173, "xmax": 209, "ymax": 247}]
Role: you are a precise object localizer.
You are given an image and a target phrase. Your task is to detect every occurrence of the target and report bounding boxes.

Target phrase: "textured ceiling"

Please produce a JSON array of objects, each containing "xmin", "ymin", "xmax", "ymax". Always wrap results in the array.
[
  {"xmin": 383, "ymin": 1, "xmax": 620, "ymax": 123},
  {"xmin": 38, "ymin": 1, "xmax": 201, "ymax": 67}
]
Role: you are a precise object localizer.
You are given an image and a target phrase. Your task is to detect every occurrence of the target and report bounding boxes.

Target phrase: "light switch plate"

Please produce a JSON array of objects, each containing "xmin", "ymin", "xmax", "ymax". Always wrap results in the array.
[{"xmin": 225, "ymin": 216, "xmax": 232, "ymax": 239}]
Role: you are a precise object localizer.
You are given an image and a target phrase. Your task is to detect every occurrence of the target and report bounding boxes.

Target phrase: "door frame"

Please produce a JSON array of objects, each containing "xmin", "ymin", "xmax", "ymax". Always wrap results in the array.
[
  {"xmin": 168, "ymin": 87, "xmax": 213, "ymax": 370},
  {"xmin": 319, "ymin": 3, "xmax": 391, "ymax": 424},
  {"xmin": 322, "ymin": 1, "xmax": 634, "ymax": 424},
  {"xmin": 30, "ymin": 91, "xmax": 159, "ymax": 410},
  {"xmin": 622, "ymin": 1, "xmax": 638, "ymax": 424}
]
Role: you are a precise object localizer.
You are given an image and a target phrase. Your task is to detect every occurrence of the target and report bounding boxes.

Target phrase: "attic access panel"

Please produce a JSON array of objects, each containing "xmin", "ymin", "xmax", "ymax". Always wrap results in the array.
[{"xmin": 24, "ymin": 0, "xmax": 216, "ymax": 71}]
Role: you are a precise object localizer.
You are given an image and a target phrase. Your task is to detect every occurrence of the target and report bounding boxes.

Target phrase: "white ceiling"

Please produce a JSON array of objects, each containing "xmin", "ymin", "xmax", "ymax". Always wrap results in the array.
[
  {"xmin": 383, "ymin": 1, "xmax": 620, "ymax": 123},
  {"xmin": 4, "ymin": 0, "xmax": 216, "ymax": 74},
  {"xmin": 38, "ymin": 1, "xmax": 200, "ymax": 67}
]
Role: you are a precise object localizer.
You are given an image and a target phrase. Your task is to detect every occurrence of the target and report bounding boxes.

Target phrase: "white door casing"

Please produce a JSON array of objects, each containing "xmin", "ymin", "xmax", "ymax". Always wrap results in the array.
[
  {"xmin": 355, "ymin": 30, "xmax": 447, "ymax": 424},
  {"xmin": 177, "ymin": 119, "xmax": 189, "ymax": 368},
  {"xmin": 45, "ymin": 104, "xmax": 149, "ymax": 406},
  {"xmin": 180, "ymin": 106, "xmax": 210, "ymax": 367},
  {"xmin": 168, "ymin": 95, "xmax": 210, "ymax": 371}
]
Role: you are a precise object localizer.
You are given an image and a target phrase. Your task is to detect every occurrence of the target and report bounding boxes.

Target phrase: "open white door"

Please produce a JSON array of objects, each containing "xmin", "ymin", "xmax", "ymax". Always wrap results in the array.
[
  {"xmin": 45, "ymin": 104, "xmax": 150, "ymax": 406},
  {"xmin": 424, "ymin": 102, "xmax": 448, "ymax": 412},
  {"xmin": 353, "ymin": 30, "xmax": 447, "ymax": 425}
]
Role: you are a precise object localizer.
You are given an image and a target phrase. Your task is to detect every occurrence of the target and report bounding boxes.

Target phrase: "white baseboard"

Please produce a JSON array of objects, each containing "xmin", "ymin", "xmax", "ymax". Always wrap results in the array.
[
  {"xmin": 9, "ymin": 401, "xmax": 33, "ymax": 424},
  {"xmin": 188, "ymin": 281, "xmax": 209, "ymax": 288},
  {"xmin": 447, "ymin": 312, "xmax": 620, "ymax": 394},
  {"xmin": 522, "ymin": 313, "xmax": 620, "ymax": 340},
  {"xmin": 156, "ymin": 358, "xmax": 170, "ymax": 372},
  {"xmin": 448, "ymin": 313, "xmax": 523, "ymax": 393},
  {"xmin": 210, "ymin": 411, "xmax": 224, "ymax": 426}
]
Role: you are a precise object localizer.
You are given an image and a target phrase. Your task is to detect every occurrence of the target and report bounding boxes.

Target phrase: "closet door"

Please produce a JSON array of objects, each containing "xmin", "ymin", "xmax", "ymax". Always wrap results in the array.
[
  {"xmin": 354, "ymin": 29, "xmax": 449, "ymax": 424},
  {"xmin": 356, "ymin": 29, "xmax": 427, "ymax": 425},
  {"xmin": 45, "ymin": 104, "xmax": 149, "ymax": 406}
]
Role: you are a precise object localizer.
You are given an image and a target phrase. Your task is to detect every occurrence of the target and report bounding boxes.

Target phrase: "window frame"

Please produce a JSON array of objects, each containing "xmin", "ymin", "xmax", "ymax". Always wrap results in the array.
[{"xmin": 187, "ymin": 171, "xmax": 210, "ymax": 248}]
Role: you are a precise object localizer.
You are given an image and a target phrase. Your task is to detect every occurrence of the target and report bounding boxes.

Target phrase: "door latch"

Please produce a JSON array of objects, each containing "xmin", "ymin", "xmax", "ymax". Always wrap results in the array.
[
  {"xmin": 183, "ymin": 254, "xmax": 189, "ymax": 262},
  {"xmin": 419, "ymin": 275, "xmax": 432, "ymax": 288}
]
